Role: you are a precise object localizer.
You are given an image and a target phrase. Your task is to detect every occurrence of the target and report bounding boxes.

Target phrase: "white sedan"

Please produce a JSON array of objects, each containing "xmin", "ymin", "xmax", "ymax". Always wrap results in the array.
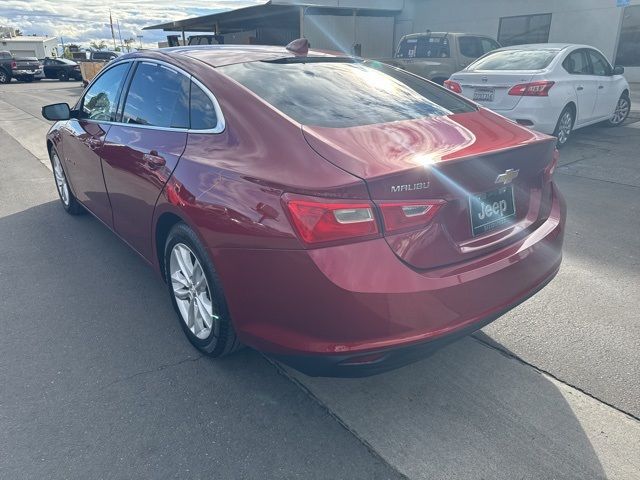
[{"xmin": 444, "ymin": 44, "xmax": 631, "ymax": 146}]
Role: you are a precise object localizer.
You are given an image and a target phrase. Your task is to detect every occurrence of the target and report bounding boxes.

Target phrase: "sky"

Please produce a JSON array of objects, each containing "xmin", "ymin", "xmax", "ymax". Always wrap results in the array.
[{"xmin": 0, "ymin": 0, "xmax": 261, "ymax": 49}]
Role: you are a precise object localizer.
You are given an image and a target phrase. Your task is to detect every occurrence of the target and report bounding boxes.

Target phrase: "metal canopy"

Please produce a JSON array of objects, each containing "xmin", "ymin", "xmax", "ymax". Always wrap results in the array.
[{"xmin": 143, "ymin": 2, "xmax": 299, "ymax": 33}]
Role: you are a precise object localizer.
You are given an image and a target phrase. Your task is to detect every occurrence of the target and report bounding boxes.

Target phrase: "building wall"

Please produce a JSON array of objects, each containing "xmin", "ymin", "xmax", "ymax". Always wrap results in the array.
[
  {"xmin": 400, "ymin": 0, "xmax": 640, "ymax": 82},
  {"xmin": 0, "ymin": 38, "xmax": 58, "ymax": 58},
  {"xmin": 304, "ymin": 13, "xmax": 394, "ymax": 58}
]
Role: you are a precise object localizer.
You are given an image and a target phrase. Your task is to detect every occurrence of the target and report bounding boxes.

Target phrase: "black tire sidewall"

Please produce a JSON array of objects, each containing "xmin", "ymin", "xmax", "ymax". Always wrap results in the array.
[
  {"xmin": 49, "ymin": 146, "xmax": 82, "ymax": 214},
  {"xmin": 164, "ymin": 223, "xmax": 234, "ymax": 356},
  {"xmin": 0, "ymin": 69, "xmax": 9, "ymax": 84},
  {"xmin": 554, "ymin": 106, "xmax": 574, "ymax": 148},
  {"xmin": 608, "ymin": 94, "xmax": 630, "ymax": 127}
]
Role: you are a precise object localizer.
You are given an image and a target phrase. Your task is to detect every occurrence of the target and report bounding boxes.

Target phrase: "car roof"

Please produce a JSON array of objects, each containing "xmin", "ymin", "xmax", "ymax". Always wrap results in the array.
[
  {"xmin": 156, "ymin": 45, "xmax": 342, "ymax": 68},
  {"xmin": 401, "ymin": 32, "xmax": 495, "ymax": 39},
  {"xmin": 497, "ymin": 43, "xmax": 591, "ymax": 51}
]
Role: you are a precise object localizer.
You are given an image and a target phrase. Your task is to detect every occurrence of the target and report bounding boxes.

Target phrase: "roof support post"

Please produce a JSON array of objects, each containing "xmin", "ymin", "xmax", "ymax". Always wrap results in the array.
[{"xmin": 182, "ymin": 29, "xmax": 186, "ymax": 46}]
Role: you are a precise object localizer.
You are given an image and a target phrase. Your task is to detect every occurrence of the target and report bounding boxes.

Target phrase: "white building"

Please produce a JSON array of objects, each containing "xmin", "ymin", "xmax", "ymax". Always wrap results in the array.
[
  {"xmin": 145, "ymin": 0, "xmax": 640, "ymax": 81},
  {"xmin": 0, "ymin": 36, "xmax": 58, "ymax": 59}
]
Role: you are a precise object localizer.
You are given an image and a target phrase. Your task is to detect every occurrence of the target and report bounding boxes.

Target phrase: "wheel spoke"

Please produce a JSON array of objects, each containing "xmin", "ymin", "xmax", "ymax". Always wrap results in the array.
[{"xmin": 171, "ymin": 270, "xmax": 190, "ymax": 289}]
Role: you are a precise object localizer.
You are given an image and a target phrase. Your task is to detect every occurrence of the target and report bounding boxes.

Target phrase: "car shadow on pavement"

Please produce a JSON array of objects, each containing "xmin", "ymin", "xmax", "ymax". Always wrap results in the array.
[
  {"xmin": 284, "ymin": 333, "xmax": 610, "ymax": 479},
  {"xmin": 0, "ymin": 201, "xmax": 402, "ymax": 480}
]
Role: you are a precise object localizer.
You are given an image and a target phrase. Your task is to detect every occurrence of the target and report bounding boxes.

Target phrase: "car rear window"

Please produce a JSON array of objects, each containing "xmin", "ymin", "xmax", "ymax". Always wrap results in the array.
[
  {"xmin": 468, "ymin": 49, "xmax": 559, "ymax": 71},
  {"xmin": 396, "ymin": 36, "xmax": 450, "ymax": 59},
  {"xmin": 219, "ymin": 59, "xmax": 474, "ymax": 128}
]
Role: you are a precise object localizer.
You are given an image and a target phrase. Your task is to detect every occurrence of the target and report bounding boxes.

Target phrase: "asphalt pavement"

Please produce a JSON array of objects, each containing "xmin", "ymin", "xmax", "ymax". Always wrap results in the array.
[{"xmin": 1, "ymin": 80, "xmax": 639, "ymax": 479}]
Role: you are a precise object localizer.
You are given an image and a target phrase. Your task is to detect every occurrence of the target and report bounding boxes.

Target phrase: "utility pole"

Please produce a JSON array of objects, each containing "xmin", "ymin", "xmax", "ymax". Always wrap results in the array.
[
  {"xmin": 117, "ymin": 19, "xmax": 123, "ymax": 50},
  {"xmin": 109, "ymin": 10, "xmax": 117, "ymax": 50}
]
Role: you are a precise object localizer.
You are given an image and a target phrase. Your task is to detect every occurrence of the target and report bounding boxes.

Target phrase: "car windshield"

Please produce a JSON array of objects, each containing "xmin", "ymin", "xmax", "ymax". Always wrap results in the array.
[
  {"xmin": 219, "ymin": 59, "xmax": 474, "ymax": 128},
  {"xmin": 468, "ymin": 49, "xmax": 559, "ymax": 71}
]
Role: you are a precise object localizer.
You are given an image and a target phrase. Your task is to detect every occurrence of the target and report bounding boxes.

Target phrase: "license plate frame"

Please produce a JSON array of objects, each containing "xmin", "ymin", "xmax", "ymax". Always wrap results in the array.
[
  {"xmin": 473, "ymin": 87, "xmax": 495, "ymax": 102},
  {"xmin": 468, "ymin": 185, "xmax": 516, "ymax": 237}
]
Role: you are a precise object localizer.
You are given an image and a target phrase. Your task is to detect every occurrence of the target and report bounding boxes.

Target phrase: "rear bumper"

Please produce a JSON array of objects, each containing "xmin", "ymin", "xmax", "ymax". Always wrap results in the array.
[
  {"xmin": 212, "ymin": 183, "xmax": 566, "ymax": 376},
  {"xmin": 493, "ymin": 98, "xmax": 564, "ymax": 135},
  {"xmin": 13, "ymin": 69, "xmax": 41, "ymax": 76}
]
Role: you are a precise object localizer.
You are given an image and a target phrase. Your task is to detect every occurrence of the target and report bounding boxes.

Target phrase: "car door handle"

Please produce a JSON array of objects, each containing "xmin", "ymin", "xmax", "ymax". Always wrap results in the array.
[
  {"xmin": 576, "ymin": 86, "xmax": 584, "ymax": 91},
  {"xmin": 144, "ymin": 151, "xmax": 166, "ymax": 170},
  {"xmin": 598, "ymin": 85, "xmax": 604, "ymax": 89}
]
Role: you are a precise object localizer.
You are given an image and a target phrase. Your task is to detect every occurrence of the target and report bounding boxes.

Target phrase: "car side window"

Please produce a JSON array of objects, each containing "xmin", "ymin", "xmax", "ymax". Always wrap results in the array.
[
  {"xmin": 563, "ymin": 50, "xmax": 591, "ymax": 75},
  {"xmin": 81, "ymin": 63, "xmax": 130, "ymax": 121},
  {"xmin": 481, "ymin": 38, "xmax": 500, "ymax": 55},
  {"xmin": 121, "ymin": 62, "xmax": 190, "ymax": 128},
  {"xmin": 588, "ymin": 50, "xmax": 611, "ymax": 76},
  {"xmin": 190, "ymin": 81, "xmax": 218, "ymax": 130},
  {"xmin": 459, "ymin": 37, "xmax": 483, "ymax": 58}
]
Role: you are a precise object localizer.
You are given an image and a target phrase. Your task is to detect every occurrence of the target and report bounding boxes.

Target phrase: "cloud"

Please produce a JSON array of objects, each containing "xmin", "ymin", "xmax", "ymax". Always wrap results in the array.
[{"xmin": 0, "ymin": 0, "xmax": 262, "ymax": 48}]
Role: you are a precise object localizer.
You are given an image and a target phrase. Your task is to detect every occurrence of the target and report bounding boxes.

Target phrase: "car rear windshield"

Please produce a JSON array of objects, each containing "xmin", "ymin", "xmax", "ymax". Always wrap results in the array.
[
  {"xmin": 219, "ymin": 59, "xmax": 474, "ymax": 128},
  {"xmin": 468, "ymin": 49, "xmax": 559, "ymax": 71}
]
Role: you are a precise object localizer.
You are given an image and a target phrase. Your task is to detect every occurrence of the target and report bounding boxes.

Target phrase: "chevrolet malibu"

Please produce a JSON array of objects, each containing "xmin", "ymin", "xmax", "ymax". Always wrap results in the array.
[{"xmin": 42, "ymin": 41, "xmax": 566, "ymax": 376}]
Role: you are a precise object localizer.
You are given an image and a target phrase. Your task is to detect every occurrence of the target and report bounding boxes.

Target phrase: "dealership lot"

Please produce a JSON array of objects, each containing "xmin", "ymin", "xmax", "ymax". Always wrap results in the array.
[{"xmin": 1, "ymin": 81, "xmax": 639, "ymax": 478}]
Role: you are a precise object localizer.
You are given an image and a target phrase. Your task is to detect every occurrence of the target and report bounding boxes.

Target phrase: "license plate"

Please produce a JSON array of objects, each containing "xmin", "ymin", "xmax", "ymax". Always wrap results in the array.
[
  {"xmin": 473, "ymin": 87, "xmax": 495, "ymax": 102},
  {"xmin": 469, "ymin": 185, "xmax": 516, "ymax": 236}
]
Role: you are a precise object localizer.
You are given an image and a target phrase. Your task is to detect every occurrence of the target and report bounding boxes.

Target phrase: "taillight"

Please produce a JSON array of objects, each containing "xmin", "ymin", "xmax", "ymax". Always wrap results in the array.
[
  {"xmin": 378, "ymin": 200, "xmax": 444, "ymax": 234},
  {"xmin": 284, "ymin": 194, "xmax": 379, "ymax": 246},
  {"xmin": 443, "ymin": 80, "xmax": 462, "ymax": 93},
  {"xmin": 544, "ymin": 149, "xmax": 559, "ymax": 182},
  {"xmin": 508, "ymin": 81, "xmax": 554, "ymax": 97},
  {"xmin": 10, "ymin": 60, "xmax": 16, "ymax": 69}
]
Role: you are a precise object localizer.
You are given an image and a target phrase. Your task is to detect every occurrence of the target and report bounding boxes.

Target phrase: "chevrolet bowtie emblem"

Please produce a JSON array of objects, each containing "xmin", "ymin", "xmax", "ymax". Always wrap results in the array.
[{"xmin": 495, "ymin": 169, "xmax": 519, "ymax": 185}]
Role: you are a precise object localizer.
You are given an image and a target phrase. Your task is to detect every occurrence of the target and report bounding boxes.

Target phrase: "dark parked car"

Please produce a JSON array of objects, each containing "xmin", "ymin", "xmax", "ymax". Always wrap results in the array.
[
  {"xmin": 0, "ymin": 51, "xmax": 42, "ymax": 83},
  {"xmin": 89, "ymin": 50, "xmax": 121, "ymax": 61},
  {"xmin": 43, "ymin": 58, "xmax": 82, "ymax": 81},
  {"xmin": 41, "ymin": 41, "xmax": 565, "ymax": 377}
]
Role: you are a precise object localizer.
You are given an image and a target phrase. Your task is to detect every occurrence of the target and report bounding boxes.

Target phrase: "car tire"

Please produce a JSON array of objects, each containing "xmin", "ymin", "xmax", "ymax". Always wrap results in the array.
[
  {"xmin": 553, "ymin": 105, "xmax": 575, "ymax": 148},
  {"xmin": 58, "ymin": 71, "xmax": 69, "ymax": 82},
  {"xmin": 164, "ymin": 223, "xmax": 242, "ymax": 357},
  {"xmin": 606, "ymin": 93, "xmax": 630, "ymax": 127},
  {"xmin": 0, "ymin": 69, "xmax": 10, "ymax": 84},
  {"xmin": 49, "ymin": 147, "xmax": 84, "ymax": 215}
]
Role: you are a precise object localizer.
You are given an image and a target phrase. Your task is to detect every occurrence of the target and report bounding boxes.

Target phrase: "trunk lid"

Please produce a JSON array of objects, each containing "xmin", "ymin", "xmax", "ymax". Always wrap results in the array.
[
  {"xmin": 449, "ymin": 71, "xmax": 540, "ymax": 111},
  {"xmin": 302, "ymin": 109, "xmax": 556, "ymax": 269}
]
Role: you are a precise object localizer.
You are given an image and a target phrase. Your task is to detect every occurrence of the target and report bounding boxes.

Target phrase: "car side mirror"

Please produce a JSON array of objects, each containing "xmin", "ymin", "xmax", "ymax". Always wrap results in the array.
[
  {"xmin": 42, "ymin": 103, "xmax": 71, "ymax": 121},
  {"xmin": 613, "ymin": 65, "xmax": 624, "ymax": 75}
]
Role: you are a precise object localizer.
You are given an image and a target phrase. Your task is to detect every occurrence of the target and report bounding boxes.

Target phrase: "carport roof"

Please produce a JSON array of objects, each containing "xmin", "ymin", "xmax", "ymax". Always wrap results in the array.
[
  {"xmin": 144, "ymin": 2, "xmax": 296, "ymax": 33},
  {"xmin": 143, "ymin": 1, "xmax": 401, "ymax": 33}
]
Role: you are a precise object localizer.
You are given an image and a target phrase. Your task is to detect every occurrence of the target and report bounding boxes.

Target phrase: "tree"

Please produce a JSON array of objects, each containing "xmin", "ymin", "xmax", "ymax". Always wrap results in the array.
[
  {"xmin": 90, "ymin": 40, "xmax": 107, "ymax": 51},
  {"xmin": 123, "ymin": 37, "xmax": 135, "ymax": 53}
]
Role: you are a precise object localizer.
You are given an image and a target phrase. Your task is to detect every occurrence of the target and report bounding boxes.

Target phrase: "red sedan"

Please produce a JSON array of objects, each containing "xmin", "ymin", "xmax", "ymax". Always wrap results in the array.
[{"xmin": 42, "ymin": 41, "xmax": 565, "ymax": 376}]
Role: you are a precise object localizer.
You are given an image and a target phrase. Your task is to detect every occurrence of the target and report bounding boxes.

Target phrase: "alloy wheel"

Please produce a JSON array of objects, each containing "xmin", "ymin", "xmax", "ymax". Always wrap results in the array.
[
  {"xmin": 170, "ymin": 243, "xmax": 218, "ymax": 340},
  {"xmin": 610, "ymin": 97, "xmax": 630, "ymax": 126},
  {"xmin": 557, "ymin": 110, "xmax": 573, "ymax": 146},
  {"xmin": 0, "ymin": 70, "xmax": 7, "ymax": 83},
  {"xmin": 51, "ymin": 151, "xmax": 70, "ymax": 206}
]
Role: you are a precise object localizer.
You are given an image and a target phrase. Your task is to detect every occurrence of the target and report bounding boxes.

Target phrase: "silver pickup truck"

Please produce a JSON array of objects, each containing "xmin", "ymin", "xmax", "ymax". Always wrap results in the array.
[
  {"xmin": 380, "ymin": 32, "xmax": 500, "ymax": 85},
  {"xmin": 0, "ymin": 51, "xmax": 42, "ymax": 83}
]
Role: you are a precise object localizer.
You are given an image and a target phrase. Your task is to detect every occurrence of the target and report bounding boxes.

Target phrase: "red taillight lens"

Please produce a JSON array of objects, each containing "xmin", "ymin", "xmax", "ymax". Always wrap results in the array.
[
  {"xmin": 284, "ymin": 195, "xmax": 379, "ymax": 246},
  {"xmin": 508, "ymin": 81, "xmax": 555, "ymax": 97},
  {"xmin": 443, "ymin": 80, "xmax": 462, "ymax": 93},
  {"xmin": 378, "ymin": 200, "xmax": 444, "ymax": 234},
  {"xmin": 11, "ymin": 60, "xmax": 17, "ymax": 69}
]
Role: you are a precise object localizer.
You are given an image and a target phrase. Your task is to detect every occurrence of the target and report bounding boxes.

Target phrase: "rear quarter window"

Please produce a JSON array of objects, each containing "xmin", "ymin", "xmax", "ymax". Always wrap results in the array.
[
  {"xmin": 219, "ymin": 60, "xmax": 474, "ymax": 128},
  {"xmin": 468, "ymin": 49, "xmax": 559, "ymax": 70}
]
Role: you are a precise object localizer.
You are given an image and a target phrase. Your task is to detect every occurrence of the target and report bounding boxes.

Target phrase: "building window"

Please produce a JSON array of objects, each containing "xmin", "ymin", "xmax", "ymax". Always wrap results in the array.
[
  {"xmin": 498, "ymin": 14, "xmax": 552, "ymax": 47},
  {"xmin": 615, "ymin": 5, "xmax": 640, "ymax": 67}
]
